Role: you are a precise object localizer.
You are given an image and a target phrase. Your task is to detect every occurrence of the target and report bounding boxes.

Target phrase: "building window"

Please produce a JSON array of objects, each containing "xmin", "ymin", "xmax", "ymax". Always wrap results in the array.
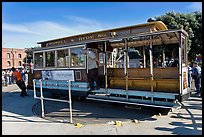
[
  {"xmin": 7, "ymin": 61, "xmax": 11, "ymax": 67},
  {"xmin": 57, "ymin": 49, "xmax": 69, "ymax": 67},
  {"xmin": 18, "ymin": 54, "xmax": 22, "ymax": 58},
  {"xmin": 7, "ymin": 53, "xmax": 10, "ymax": 58},
  {"xmin": 45, "ymin": 50, "xmax": 55, "ymax": 67},
  {"xmin": 18, "ymin": 61, "xmax": 22, "ymax": 66}
]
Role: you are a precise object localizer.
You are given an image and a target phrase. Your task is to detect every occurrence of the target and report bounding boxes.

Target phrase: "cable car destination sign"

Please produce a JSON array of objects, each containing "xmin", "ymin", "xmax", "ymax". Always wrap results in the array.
[{"xmin": 44, "ymin": 32, "xmax": 110, "ymax": 47}]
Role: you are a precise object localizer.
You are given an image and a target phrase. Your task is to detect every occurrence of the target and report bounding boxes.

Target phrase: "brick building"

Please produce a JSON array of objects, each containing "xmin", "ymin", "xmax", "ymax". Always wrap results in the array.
[{"xmin": 2, "ymin": 48, "xmax": 26, "ymax": 70}]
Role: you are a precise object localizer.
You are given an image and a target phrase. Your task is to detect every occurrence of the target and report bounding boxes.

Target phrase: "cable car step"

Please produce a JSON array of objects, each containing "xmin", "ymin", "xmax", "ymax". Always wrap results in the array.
[{"xmin": 86, "ymin": 95, "xmax": 174, "ymax": 109}]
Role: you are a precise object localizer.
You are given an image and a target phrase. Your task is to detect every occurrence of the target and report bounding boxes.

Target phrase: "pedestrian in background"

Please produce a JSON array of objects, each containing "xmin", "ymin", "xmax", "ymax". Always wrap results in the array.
[
  {"xmin": 3, "ymin": 70, "xmax": 7, "ymax": 86},
  {"xmin": 7, "ymin": 70, "xmax": 11, "ymax": 85},
  {"xmin": 191, "ymin": 62, "xmax": 201, "ymax": 96},
  {"xmin": 21, "ymin": 68, "xmax": 25, "ymax": 81},
  {"xmin": 2, "ymin": 70, "xmax": 5, "ymax": 86},
  {"xmin": 11, "ymin": 67, "xmax": 28, "ymax": 97},
  {"xmin": 9, "ymin": 70, "xmax": 14, "ymax": 84},
  {"xmin": 24, "ymin": 71, "xmax": 29, "ymax": 86},
  {"xmin": 19, "ymin": 68, "xmax": 25, "ymax": 81}
]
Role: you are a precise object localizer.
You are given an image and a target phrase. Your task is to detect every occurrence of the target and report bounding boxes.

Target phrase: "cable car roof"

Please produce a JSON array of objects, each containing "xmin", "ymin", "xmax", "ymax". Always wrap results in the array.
[
  {"xmin": 33, "ymin": 21, "xmax": 188, "ymax": 52},
  {"xmin": 37, "ymin": 21, "xmax": 168, "ymax": 47},
  {"xmin": 110, "ymin": 29, "xmax": 188, "ymax": 48}
]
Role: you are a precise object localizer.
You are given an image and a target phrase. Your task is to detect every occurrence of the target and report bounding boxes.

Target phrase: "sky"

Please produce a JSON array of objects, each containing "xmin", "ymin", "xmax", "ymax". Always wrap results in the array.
[{"xmin": 2, "ymin": 2, "xmax": 202, "ymax": 49}]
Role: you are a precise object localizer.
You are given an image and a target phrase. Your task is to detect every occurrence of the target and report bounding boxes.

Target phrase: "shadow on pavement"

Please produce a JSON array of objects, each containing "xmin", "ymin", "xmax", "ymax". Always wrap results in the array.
[
  {"xmin": 2, "ymin": 89, "xmax": 55, "ymax": 123},
  {"xmin": 154, "ymin": 94, "xmax": 202, "ymax": 135},
  {"xmin": 2, "ymin": 90, "xmax": 36, "ymax": 117},
  {"xmin": 2, "ymin": 89, "xmax": 170, "ymax": 125},
  {"xmin": 32, "ymin": 98, "xmax": 161, "ymax": 124}
]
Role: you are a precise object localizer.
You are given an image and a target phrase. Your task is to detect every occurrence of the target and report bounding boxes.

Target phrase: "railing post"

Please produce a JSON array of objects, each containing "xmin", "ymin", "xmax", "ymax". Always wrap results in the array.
[
  {"xmin": 39, "ymin": 79, "xmax": 45, "ymax": 117},
  {"xmin": 33, "ymin": 79, "xmax": 37, "ymax": 98},
  {"xmin": 33, "ymin": 79, "xmax": 73, "ymax": 123},
  {"xmin": 68, "ymin": 80, "xmax": 73, "ymax": 123}
]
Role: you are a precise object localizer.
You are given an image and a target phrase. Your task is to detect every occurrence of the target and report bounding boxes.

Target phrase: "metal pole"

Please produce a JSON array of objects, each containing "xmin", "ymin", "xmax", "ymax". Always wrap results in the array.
[
  {"xmin": 104, "ymin": 42, "xmax": 108, "ymax": 95},
  {"xmin": 68, "ymin": 80, "xmax": 73, "ymax": 123},
  {"xmin": 33, "ymin": 79, "xmax": 74, "ymax": 123},
  {"xmin": 149, "ymin": 35, "xmax": 154, "ymax": 102},
  {"xmin": 33, "ymin": 79, "xmax": 37, "ymax": 98},
  {"xmin": 124, "ymin": 38, "xmax": 129, "ymax": 100},
  {"xmin": 86, "ymin": 54, "xmax": 88, "ymax": 74},
  {"xmin": 162, "ymin": 47, "xmax": 165, "ymax": 68},
  {"xmin": 124, "ymin": 38, "xmax": 128, "ymax": 91},
  {"xmin": 178, "ymin": 32, "xmax": 183, "ymax": 102},
  {"xmin": 143, "ymin": 46, "xmax": 146, "ymax": 68},
  {"xmin": 40, "ymin": 79, "xmax": 45, "ymax": 117}
]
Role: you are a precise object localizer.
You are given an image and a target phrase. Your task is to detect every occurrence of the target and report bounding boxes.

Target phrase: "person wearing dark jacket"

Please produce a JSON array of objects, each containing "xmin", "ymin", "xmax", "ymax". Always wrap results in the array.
[{"xmin": 191, "ymin": 62, "xmax": 201, "ymax": 97}]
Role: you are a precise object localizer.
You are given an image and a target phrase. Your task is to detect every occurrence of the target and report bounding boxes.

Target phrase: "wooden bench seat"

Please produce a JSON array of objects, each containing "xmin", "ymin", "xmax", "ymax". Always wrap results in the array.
[
  {"xmin": 109, "ymin": 77, "xmax": 179, "ymax": 93},
  {"xmin": 107, "ymin": 67, "xmax": 179, "ymax": 93}
]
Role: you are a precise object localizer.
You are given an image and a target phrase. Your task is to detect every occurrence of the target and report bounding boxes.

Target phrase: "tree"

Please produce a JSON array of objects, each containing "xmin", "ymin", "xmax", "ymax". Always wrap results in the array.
[
  {"xmin": 154, "ymin": 11, "xmax": 202, "ymax": 62},
  {"xmin": 23, "ymin": 46, "xmax": 40, "ymax": 64},
  {"xmin": 23, "ymin": 48, "xmax": 33, "ymax": 64}
]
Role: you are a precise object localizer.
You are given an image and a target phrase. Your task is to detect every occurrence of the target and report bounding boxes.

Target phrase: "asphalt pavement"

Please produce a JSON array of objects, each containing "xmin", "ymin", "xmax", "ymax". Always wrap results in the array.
[{"xmin": 2, "ymin": 84, "xmax": 202, "ymax": 135}]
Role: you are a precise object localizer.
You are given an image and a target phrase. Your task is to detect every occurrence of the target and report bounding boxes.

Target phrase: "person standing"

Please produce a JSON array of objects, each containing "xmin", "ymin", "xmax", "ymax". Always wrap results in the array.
[
  {"xmin": 3, "ymin": 70, "xmax": 7, "ymax": 86},
  {"xmin": 11, "ymin": 67, "xmax": 28, "ymax": 97},
  {"xmin": 7, "ymin": 70, "xmax": 11, "ymax": 84},
  {"xmin": 24, "ymin": 71, "xmax": 29, "ymax": 86},
  {"xmin": 83, "ymin": 47, "xmax": 100, "ymax": 91},
  {"xmin": 9, "ymin": 70, "xmax": 14, "ymax": 84},
  {"xmin": 191, "ymin": 62, "xmax": 201, "ymax": 96},
  {"xmin": 21, "ymin": 68, "xmax": 25, "ymax": 81},
  {"xmin": 2, "ymin": 70, "xmax": 5, "ymax": 86},
  {"xmin": 188, "ymin": 63, "xmax": 192, "ymax": 88}
]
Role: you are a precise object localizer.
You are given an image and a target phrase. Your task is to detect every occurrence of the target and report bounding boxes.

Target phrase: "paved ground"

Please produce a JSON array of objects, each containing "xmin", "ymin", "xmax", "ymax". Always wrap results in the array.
[{"xmin": 2, "ymin": 84, "xmax": 202, "ymax": 135}]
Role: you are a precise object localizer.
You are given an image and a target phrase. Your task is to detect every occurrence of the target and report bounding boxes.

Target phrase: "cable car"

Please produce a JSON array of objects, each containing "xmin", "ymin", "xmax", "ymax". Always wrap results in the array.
[{"xmin": 29, "ymin": 21, "xmax": 190, "ymax": 108}]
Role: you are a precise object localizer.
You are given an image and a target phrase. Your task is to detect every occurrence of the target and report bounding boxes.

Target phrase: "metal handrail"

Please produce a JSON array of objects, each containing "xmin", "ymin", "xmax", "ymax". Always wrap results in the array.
[{"xmin": 33, "ymin": 79, "xmax": 73, "ymax": 123}]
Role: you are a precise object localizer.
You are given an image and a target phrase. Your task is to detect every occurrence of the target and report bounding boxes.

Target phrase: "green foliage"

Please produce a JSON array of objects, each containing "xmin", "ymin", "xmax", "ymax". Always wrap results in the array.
[
  {"xmin": 155, "ymin": 11, "xmax": 202, "ymax": 61},
  {"xmin": 23, "ymin": 47, "xmax": 35, "ymax": 64}
]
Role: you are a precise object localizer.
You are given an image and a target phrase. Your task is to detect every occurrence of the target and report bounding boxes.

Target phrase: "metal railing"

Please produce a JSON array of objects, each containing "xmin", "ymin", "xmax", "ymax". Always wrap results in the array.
[{"xmin": 33, "ymin": 79, "xmax": 73, "ymax": 123}]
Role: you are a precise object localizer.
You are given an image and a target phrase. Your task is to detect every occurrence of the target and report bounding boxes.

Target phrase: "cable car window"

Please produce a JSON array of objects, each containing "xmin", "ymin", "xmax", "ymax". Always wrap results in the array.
[
  {"xmin": 57, "ymin": 49, "xmax": 69, "ymax": 67},
  {"xmin": 34, "ymin": 52, "xmax": 43, "ymax": 68},
  {"xmin": 70, "ymin": 47, "xmax": 85, "ymax": 68},
  {"xmin": 45, "ymin": 50, "xmax": 55, "ymax": 67}
]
